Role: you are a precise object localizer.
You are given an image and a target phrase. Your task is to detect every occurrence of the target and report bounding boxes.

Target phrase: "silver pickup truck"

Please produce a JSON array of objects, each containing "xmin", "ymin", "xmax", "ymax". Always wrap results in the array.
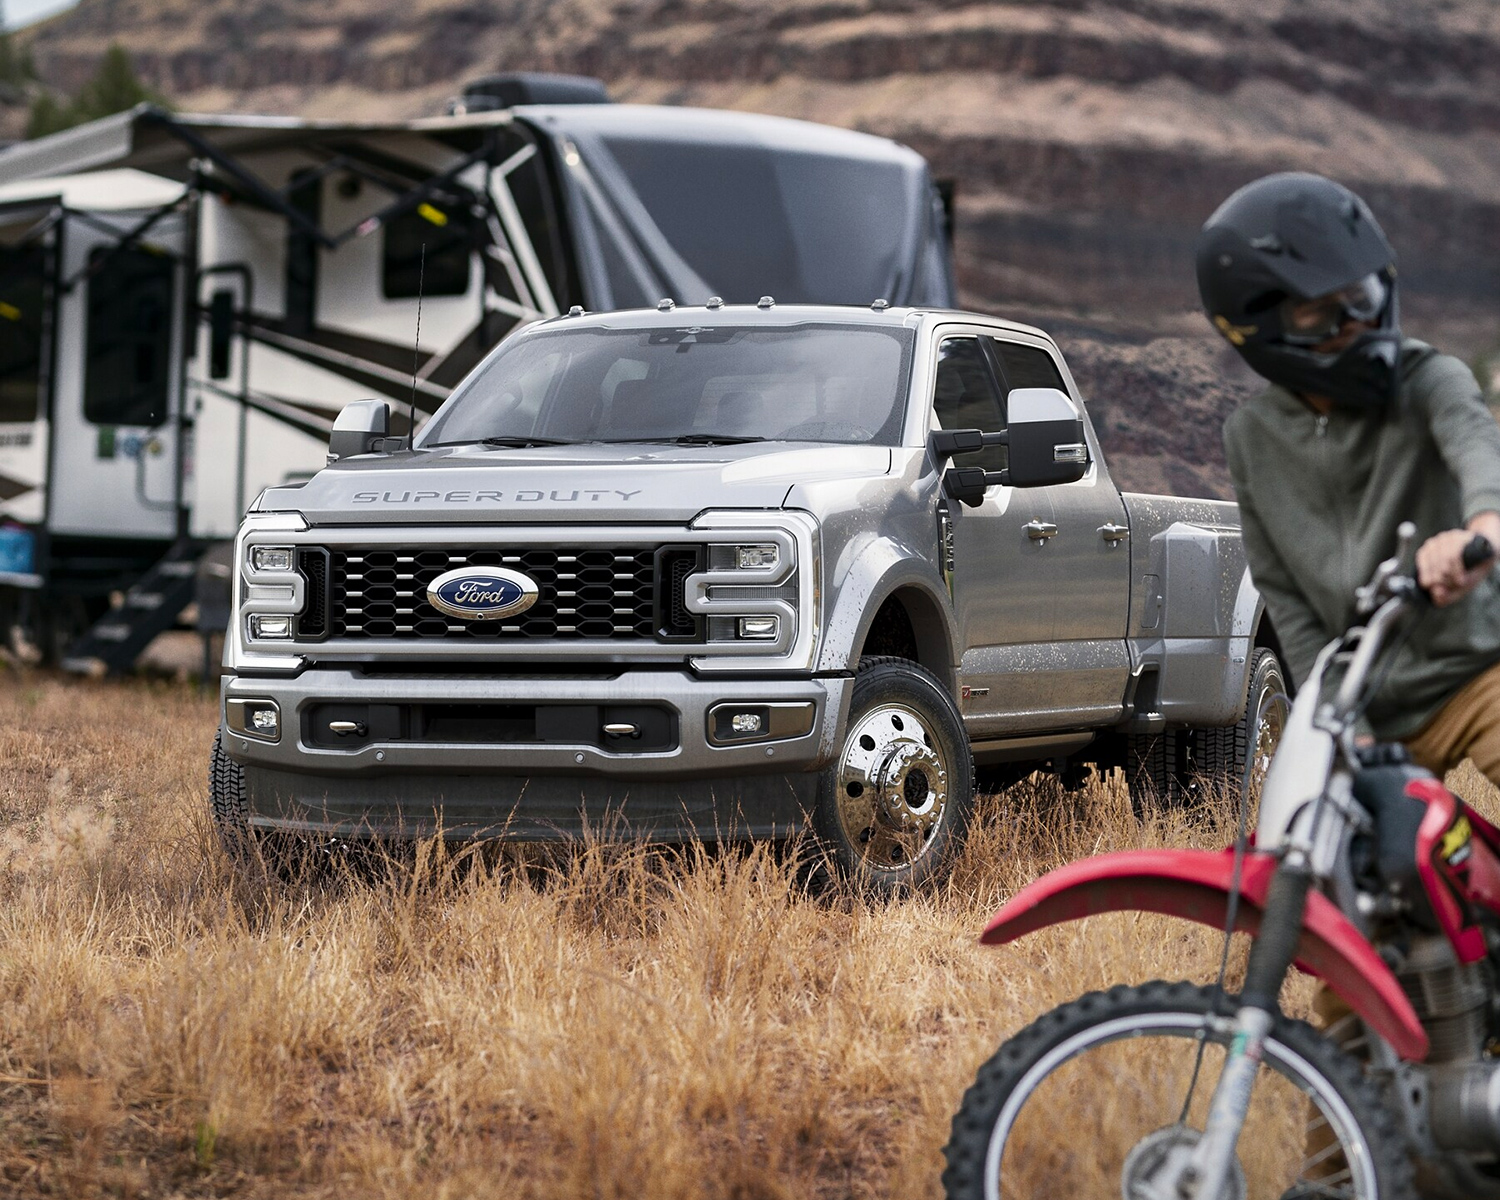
[{"xmin": 212, "ymin": 302, "xmax": 1285, "ymax": 888}]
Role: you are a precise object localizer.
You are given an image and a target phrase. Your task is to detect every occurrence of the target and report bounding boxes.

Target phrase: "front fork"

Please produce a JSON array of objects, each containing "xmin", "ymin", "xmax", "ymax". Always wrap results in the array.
[{"xmin": 1182, "ymin": 859, "xmax": 1316, "ymax": 1197}]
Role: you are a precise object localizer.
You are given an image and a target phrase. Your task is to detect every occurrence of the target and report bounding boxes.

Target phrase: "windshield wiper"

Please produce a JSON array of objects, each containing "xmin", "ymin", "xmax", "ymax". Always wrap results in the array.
[
  {"xmin": 476, "ymin": 435, "xmax": 577, "ymax": 448},
  {"xmin": 601, "ymin": 434, "xmax": 769, "ymax": 446}
]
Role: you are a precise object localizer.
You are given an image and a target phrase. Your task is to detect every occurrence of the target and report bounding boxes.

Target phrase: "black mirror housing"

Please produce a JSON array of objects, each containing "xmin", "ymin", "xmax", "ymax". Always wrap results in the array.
[
  {"xmin": 1004, "ymin": 387, "xmax": 1089, "ymax": 488},
  {"xmin": 943, "ymin": 465, "xmax": 990, "ymax": 507},
  {"xmin": 328, "ymin": 400, "xmax": 397, "ymax": 461}
]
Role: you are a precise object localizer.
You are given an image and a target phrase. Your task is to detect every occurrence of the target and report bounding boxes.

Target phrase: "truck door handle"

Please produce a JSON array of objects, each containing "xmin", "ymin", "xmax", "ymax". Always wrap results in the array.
[
  {"xmin": 1024, "ymin": 520, "xmax": 1058, "ymax": 541},
  {"xmin": 1098, "ymin": 523, "xmax": 1130, "ymax": 543}
]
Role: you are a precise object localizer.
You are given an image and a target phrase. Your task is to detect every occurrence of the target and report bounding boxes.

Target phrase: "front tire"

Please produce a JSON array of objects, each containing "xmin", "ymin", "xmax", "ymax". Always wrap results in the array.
[
  {"xmin": 210, "ymin": 728, "xmax": 255, "ymax": 860},
  {"xmin": 812, "ymin": 656, "xmax": 973, "ymax": 892},
  {"xmin": 943, "ymin": 981, "xmax": 1412, "ymax": 1200}
]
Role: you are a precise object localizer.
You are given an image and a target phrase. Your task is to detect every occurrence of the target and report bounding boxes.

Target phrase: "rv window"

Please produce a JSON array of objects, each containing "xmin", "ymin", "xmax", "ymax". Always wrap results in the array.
[
  {"xmin": 83, "ymin": 246, "xmax": 174, "ymax": 429},
  {"xmin": 598, "ymin": 137, "xmax": 913, "ymax": 305},
  {"xmin": 0, "ymin": 244, "xmax": 45, "ymax": 424},
  {"xmin": 383, "ymin": 202, "xmax": 471, "ymax": 299}
]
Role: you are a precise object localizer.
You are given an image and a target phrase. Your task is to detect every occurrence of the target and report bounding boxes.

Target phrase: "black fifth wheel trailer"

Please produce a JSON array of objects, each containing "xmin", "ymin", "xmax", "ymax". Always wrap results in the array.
[{"xmin": 0, "ymin": 76, "xmax": 956, "ymax": 672}]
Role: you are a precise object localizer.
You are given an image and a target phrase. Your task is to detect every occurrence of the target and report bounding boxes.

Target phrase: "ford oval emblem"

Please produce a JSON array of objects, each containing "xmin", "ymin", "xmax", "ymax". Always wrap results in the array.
[{"xmin": 426, "ymin": 566, "xmax": 539, "ymax": 620}]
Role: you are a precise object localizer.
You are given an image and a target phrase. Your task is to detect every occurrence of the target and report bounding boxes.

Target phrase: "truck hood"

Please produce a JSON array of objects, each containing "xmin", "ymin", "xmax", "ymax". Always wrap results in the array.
[{"xmin": 259, "ymin": 442, "xmax": 894, "ymax": 525}]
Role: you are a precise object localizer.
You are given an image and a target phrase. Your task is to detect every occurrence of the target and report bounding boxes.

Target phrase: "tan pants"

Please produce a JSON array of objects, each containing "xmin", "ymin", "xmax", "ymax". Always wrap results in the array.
[{"xmin": 1403, "ymin": 658, "xmax": 1500, "ymax": 787}]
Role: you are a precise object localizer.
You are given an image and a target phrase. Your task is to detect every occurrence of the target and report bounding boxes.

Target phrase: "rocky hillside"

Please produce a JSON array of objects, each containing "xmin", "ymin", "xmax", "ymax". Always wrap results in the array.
[{"xmin": 12, "ymin": 0, "xmax": 1500, "ymax": 497}]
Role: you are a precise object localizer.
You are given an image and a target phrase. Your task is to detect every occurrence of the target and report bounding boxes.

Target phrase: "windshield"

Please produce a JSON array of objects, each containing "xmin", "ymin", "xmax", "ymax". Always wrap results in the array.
[
  {"xmin": 418, "ymin": 324, "xmax": 914, "ymax": 448},
  {"xmin": 598, "ymin": 136, "xmax": 917, "ymax": 306}
]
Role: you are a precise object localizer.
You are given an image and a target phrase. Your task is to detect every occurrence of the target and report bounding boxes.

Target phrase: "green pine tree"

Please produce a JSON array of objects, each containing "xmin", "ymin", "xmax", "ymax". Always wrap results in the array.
[
  {"xmin": 25, "ymin": 90, "xmax": 67, "ymax": 138},
  {"xmin": 24, "ymin": 42, "xmax": 169, "ymax": 139},
  {"xmin": 71, "ymin": 43, "xmax": 163, "ymax": 121}
]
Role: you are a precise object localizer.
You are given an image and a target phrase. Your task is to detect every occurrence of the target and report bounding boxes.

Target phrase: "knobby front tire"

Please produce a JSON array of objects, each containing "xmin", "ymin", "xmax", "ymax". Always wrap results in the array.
[{"xmin": 943, "ymin": 980, "xmax": 1413, "ymax": 1200}]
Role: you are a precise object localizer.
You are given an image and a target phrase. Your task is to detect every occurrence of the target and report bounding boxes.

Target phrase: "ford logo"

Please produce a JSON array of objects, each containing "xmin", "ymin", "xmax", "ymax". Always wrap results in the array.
[{"xmin": 426, "ymin": 566, "xmax": 539, "ymax": 620}]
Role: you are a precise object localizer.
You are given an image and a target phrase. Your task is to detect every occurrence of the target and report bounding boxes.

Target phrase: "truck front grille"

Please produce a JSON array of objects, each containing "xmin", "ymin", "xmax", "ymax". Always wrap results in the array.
[{"xmin": 326, "ymin": 547, "xmax": 660, "ymax": 640}]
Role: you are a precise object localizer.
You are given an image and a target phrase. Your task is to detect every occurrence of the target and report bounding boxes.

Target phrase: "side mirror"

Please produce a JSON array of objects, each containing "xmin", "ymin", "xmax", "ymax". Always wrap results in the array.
[
  {"xmin": 208, "ymin": 288, "xmax": 235, "ymax": 380},
  {"xmin": 329, "ymin": 400, "xmax": 398, "ymax": 461},
  {"xmin": 1004, "ymin": 387, "xmax": 1089, "ymax": 488}
]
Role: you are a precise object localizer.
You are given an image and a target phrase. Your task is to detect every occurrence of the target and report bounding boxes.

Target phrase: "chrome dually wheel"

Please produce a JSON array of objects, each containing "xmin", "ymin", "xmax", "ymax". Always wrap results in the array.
[{"xmin": 814, "ymin": 657, "xmax": 973, "ymax": 892}]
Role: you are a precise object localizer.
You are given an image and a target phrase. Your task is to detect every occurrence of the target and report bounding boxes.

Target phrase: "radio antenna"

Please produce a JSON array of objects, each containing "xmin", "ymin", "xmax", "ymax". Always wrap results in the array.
[{"xmin": 409, "ymin": 242, "xmax": 425, "ymax": 447}]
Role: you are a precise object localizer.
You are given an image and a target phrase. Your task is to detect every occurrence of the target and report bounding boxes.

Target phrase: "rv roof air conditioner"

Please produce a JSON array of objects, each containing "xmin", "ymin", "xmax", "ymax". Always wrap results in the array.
[{"xmin": 449, "ymin": 73, "xmax": 612, "ymax": 115}]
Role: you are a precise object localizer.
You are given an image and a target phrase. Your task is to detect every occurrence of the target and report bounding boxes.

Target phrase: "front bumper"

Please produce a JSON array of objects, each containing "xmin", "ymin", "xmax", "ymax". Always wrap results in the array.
[{"xmin": 221, "ymin": 667, "xmax": 852, "ymax": 840}]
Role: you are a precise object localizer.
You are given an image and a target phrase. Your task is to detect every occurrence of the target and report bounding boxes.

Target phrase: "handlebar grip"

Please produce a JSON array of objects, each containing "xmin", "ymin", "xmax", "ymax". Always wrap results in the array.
[{"xmin": 1462, "ymin": 533, "xmax": 1495, "ymax": 572}]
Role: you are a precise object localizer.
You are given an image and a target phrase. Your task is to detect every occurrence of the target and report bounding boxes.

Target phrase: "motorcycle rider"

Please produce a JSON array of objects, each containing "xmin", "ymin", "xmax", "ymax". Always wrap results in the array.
[
  {"xmin": 1198, "ymin": 173, "xmax": 1500, "ymax": 1195},
  {"xmin": 1196, "ymin": 172, "xmax": 1500, "ymax": 786}
]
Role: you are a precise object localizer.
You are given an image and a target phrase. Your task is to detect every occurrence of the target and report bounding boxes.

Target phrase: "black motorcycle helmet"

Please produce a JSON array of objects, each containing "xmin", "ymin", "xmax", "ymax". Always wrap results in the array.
[{"xmin": 1195, "ymin": 172, "xmax": 1401, "ymax": 410}]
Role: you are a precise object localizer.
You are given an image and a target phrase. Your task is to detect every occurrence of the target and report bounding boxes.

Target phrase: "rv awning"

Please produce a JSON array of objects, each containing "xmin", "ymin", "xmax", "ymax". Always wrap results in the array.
[
  {"xmin": 0, "ymin": 105, "xmax": 518, "ymax": 185},
  {"xmin": 0, "ymin": 168, "xmax": 186, "ymax": 212}
]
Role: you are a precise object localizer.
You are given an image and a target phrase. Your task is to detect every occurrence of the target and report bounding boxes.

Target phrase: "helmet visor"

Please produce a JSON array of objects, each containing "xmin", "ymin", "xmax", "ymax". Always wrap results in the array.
[{"xmin": 1278, "ymin": 273, "xmax": 1388, "ymax": 345}]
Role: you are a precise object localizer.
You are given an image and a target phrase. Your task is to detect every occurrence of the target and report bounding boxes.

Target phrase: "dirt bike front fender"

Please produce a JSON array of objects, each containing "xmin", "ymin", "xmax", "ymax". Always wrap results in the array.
[{"xmin": 981, "ymin": 848, "xmax": 1429, "ymax": 1061}]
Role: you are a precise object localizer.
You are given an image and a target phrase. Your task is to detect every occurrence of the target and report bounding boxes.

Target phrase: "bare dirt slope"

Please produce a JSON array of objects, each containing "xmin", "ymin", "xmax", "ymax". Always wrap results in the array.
[{"xmin": 11, "ymin": 0, "xmax": 1500, "ymax": 497}]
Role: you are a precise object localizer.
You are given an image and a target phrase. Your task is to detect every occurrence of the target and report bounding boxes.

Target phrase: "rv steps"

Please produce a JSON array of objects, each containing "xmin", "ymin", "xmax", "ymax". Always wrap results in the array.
[{"xmin": 62, "ymin": 539, "xmax": 206, "ymax": 676}]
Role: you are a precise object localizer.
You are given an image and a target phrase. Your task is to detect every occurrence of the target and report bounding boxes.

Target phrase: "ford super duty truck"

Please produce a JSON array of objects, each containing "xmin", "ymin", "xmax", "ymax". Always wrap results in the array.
[{"xmin": 211, "ymin": 302, "xmax": 1285, "ymax": 889}]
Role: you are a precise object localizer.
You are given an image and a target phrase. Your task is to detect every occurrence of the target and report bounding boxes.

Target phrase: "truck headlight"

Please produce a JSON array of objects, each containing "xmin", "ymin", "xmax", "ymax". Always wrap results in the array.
[
  {"xmin": 737, "ymin": 616, "xmax": 779, "ymax": 640},
  {"xmin": 733, "ymin": 544, "xmax": 779, "ymax": 570},
  {"xmin": 248, "ymin": 614, "xmax": 293, "ymax": 640},
  {"xmin": 250, "ymin": 545, "xmax": 295, "ymax": 573}
]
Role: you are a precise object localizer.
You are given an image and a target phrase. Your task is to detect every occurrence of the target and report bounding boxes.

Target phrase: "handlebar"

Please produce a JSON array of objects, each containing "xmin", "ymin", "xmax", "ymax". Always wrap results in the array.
[
  {"xmin": 1329, "ymin": 528, "xmax": 1495, "ymax": 726},
  {"xmin": 1462, "ymin": 532, "xmax": 1496, "ymax": 572}
]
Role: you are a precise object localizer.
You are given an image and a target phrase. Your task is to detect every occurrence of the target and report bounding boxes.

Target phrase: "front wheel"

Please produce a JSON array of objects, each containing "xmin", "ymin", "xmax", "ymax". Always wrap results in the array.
[
  {"xmin": 943, "ymin": 981, "xmax": 1413, "ymax": 1199},
  {"xmin": 812, "ymin": 656, "xmax": 973, "ymax": 893}
]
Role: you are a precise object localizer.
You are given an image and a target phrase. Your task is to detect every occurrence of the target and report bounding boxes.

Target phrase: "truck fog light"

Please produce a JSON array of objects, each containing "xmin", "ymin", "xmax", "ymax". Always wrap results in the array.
[
  {"xmin": 712, "ymin": 705, "xmax": 770, "ymax": 743},
  {"xmin": 225, "ymin": 697, "xmax": 281, "ymax": 743},
  {"xmin": 735, "ymin": 544, "xmax": 779, "ymax": 570},
  {"xmin": 737, "ymin": 615, "xmax": 779, "ymax": 640},
  {"xmin": 708, "ymin": 701, "xmax": 815, "ymax": 746},
  {"xmin": 250, "ymin": 545, "xmax": 295, "ymax": 572},
  {"xmin": 249, "ymin": 614, "xmax": 293, "ymax": 640}
]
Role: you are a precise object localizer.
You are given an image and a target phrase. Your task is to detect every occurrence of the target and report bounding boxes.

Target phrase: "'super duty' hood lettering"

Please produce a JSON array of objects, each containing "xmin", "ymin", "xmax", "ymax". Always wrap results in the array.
[{"xmin": 352, "ymin": 489, "xmax": 643, "ymax": 504}]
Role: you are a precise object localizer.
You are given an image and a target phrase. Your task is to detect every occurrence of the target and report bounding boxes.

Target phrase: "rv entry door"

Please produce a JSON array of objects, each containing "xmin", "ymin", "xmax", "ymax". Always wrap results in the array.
[{"xmin": 47, "ymin": 209, "xmax": 188, "ymax": 541}]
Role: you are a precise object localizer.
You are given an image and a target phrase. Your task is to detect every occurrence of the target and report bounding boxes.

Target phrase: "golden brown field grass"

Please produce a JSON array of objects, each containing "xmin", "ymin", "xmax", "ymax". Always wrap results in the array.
[{"xmin": 3, "ymin": 670, "xmax": 1496, "ymax": 1199}]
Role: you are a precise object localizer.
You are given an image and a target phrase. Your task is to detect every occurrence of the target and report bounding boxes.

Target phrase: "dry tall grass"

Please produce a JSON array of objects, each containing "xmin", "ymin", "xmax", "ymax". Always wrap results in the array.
[{"xmin": 3, "ymin": 671, "xmax": 1496, "ymax": 1198}]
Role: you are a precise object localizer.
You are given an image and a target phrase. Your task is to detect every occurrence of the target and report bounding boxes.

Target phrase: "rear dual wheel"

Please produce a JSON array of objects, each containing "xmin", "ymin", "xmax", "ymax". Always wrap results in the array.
[
  {"xmin": 813, "ymin": 657, "xmax": 973, "ymax": 893},
  {"xmin": 1127, "ymin": 648, "xmax": 1287, "ymax": 811}
]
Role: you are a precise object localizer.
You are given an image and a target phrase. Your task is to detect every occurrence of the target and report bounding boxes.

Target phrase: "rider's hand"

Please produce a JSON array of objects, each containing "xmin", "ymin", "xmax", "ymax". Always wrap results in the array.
[{"xmin": 1418, "ymin": 511, "xmax": 1500, "ymax": 606}]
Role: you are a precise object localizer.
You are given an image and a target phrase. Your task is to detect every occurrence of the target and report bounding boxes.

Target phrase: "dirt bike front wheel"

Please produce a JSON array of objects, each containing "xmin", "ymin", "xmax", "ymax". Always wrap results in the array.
[{"xmin": 943, "ymin": 981, "xmax": 1413, "ymax": 1200}]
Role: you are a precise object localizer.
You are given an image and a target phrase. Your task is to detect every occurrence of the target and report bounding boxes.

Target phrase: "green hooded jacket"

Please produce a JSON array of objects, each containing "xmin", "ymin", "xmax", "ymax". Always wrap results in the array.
[{"xmin": 1223, "ymin": 340, "xmax": 1500, "ymax": 740}]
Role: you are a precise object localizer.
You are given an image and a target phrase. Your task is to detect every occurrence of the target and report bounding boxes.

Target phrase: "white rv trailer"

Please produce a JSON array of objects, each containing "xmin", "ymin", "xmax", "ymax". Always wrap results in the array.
[{"xmin": 0, "ymin": 76, "xmax": 956, "ymax": 671}]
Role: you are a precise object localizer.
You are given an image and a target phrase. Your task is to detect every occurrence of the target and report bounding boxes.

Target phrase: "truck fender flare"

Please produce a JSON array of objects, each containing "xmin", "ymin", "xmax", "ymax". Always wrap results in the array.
[
  {"xmin": 1231, "ymin": 565, "xmax": 1264, "ymax": 642},
  {"xmin": 817, "ymin": 535, "xmax": 959, "ymax": 681},
  {"xmin": 980, "ymin": 848, "xmax": 1429, "ymax": 1061}
]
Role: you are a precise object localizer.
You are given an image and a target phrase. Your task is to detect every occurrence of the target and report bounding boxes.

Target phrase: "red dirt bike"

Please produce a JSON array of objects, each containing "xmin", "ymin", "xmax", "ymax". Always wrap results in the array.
[{"xmin": 944, "ymin": 525, "xmax": 1500, "ymax": 1199}]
